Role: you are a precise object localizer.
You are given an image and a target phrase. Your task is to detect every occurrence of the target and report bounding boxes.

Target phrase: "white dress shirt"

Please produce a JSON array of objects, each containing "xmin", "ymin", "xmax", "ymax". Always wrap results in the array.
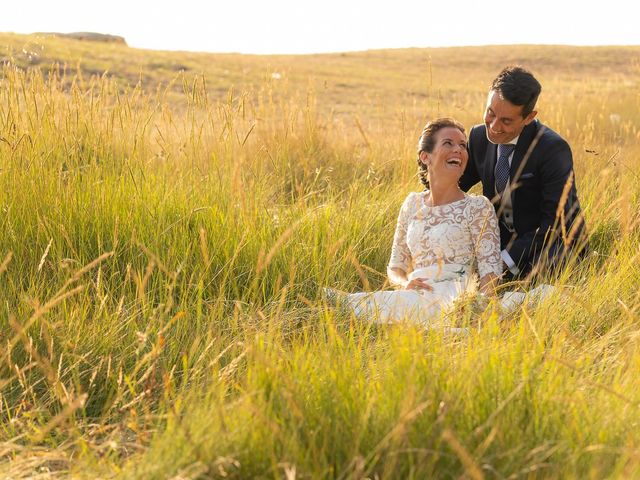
[{"xmin": 494, "ymin": 137, "xmax": 520, "ymax": 276}]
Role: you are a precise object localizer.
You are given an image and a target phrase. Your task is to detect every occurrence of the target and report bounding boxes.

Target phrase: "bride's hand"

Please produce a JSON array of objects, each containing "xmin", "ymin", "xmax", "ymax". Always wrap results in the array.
[{"xmin": 404, "ymin": 278, "xmax": 433, "ymax": 291}]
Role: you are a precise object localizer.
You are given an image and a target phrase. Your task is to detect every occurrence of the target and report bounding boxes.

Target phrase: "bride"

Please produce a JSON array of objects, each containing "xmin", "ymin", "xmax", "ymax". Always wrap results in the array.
[{"xmin": 328, "ymin": 118, "xmax": 503, "ymax": 326}]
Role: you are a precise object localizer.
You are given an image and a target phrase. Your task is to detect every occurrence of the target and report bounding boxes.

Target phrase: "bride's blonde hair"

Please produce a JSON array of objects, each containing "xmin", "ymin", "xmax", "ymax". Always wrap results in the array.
[{"xmin": 417, "ymin": 117, "xmax": 466, "ymax": 189}]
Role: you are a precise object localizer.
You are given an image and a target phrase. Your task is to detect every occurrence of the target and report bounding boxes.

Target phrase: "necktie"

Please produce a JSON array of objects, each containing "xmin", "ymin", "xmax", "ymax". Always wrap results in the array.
[{"xmin": 495, "ymin": 143, "xmax": 515, "ymax": 193}]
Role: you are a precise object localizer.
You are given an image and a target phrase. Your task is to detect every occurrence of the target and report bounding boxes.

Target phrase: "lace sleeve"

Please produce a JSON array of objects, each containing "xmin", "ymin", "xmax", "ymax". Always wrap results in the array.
[
  {"xmin": 387, "ymin": 193, "xmax": 417, "ymax": 273},
  {"xmin": 468, "ymin": 196, "xmax": 502, "ymax": 278}
]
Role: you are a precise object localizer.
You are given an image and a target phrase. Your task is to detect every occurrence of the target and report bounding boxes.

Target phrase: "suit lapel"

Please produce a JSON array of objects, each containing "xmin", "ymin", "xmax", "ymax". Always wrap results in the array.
[
  {"xmin": 484, "ymin": 141, "xmax": 498, "ymax": 199},
  {"xmin": 510, "ymin": 120, "xmax": 539, "ymax": 184}
]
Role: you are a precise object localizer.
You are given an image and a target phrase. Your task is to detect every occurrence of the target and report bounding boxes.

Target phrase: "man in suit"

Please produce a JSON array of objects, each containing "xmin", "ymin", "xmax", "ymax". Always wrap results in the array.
[{"xmin": 460, "ymin": 66, "xmax": 586, "ymax": 278}]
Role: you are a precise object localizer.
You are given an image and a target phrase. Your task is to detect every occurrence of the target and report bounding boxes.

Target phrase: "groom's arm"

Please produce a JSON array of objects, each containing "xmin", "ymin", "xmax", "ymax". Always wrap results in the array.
[{"xmin": 507, "ymin": 137, "xmax": 575, "ymax": 268}]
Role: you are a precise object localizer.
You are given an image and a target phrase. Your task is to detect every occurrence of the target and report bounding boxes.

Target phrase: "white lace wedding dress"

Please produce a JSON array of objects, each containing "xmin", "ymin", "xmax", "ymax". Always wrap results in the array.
[{"xmin": 336, "ymin": 191, "xmax": 503, "ymax": 327}]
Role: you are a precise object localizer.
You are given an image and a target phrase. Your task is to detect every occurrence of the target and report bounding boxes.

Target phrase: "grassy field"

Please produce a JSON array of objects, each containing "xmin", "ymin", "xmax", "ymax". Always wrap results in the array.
[{"xmin": 1, "ymin": 32, "xmax": 640, "ymax": 478}]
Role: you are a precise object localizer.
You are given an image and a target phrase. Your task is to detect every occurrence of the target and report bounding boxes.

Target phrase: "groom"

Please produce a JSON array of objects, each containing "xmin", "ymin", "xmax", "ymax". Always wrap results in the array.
[{"xmin": 460, "ymin": 66, "xmax": 586, "ymax": 278}]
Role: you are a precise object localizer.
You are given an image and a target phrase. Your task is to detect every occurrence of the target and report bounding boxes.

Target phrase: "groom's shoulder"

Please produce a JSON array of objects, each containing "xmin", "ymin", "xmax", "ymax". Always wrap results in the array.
[
  {"xmin": 540, "ymin": 122, "xmax": 568, "ymax": 145},
  {"xmin": 468, "ymin": 124, "xmax": 488, "ymax": 145},
  {"xmin": 527, "ymin": 121, "xmax": 571, "ymax": 157},
  {"xmin": 529, "ymin": 120, "xmax": 567, "ymax": 145}
]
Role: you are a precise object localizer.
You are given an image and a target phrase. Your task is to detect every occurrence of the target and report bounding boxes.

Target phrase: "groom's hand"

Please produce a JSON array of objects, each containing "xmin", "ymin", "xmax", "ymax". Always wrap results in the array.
[{"xmin": 404, "ymin": 278, "xmax": 433, "ymax": 291}]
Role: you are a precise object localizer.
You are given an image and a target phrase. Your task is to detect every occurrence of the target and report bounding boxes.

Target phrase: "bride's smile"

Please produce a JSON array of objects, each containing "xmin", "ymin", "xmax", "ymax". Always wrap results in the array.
[{"xmin": 420, "ymin": 127, "xmax": 469, "ymax": 181}]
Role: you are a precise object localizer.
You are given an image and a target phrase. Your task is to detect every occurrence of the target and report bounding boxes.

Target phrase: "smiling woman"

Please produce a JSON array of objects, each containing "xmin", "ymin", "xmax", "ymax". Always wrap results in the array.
[
  {"xmin": 324, "ymin": 118, "xmax": 502, "ymax": 328},
  {"xmin": 416, "ymin": 118, "xmax": 468, "ymax": 195}
]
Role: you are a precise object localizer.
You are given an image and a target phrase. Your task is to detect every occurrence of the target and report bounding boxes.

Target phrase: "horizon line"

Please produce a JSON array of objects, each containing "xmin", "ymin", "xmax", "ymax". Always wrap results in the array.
[{"xmin": 2, "ymin": 31, "xmax": 640, "ymax": 57}]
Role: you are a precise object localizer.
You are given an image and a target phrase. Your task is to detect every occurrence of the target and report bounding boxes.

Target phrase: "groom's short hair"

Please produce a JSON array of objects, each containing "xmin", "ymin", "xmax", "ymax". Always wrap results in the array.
[{"xmin": 491, "ymin": 66, "xmax": 541, "ymax": 118}]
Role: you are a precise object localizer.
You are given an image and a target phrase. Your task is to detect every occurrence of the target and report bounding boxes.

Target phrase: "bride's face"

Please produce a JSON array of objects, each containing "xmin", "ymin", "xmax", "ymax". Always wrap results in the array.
[{"xmin": 420, "ymin": 127, "xmax": 468, "ymax": 184}]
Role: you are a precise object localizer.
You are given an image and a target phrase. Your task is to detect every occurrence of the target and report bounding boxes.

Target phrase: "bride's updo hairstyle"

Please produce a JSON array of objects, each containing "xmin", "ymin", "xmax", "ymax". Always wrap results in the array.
[{"xmin": 417, "ymin": 117, "xmax": 466, "ymax": 189}]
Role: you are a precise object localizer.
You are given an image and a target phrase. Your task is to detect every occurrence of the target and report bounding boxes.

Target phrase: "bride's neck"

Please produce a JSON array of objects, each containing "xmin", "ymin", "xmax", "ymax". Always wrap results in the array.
[{"xmin": 427, "ymin": 181, "xmax": 464, "ymax": 206}]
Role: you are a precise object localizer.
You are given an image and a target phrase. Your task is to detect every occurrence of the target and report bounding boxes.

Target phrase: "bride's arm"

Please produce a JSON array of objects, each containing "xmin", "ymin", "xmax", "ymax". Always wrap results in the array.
[
  {"xmin": 387, "ymin": 194, "xmax": 433, "ymax": 291},
  {"xmin": 478, "ymin": 272, "xmax": 498, "ymax": 295},
  {"xmin": 388, "ymin": 267, "xmax": 434, "ymax": 291},
  {"xmin": 387, "ymin": 195, "xmax": 413, "ymax": 285},
  {"xmin": 388, "ymin": 267, "xmax": 408, "ymax": 287},
  {"xmin": 470, "ymin": 197, "xmax": 504, "ymax": 295}
]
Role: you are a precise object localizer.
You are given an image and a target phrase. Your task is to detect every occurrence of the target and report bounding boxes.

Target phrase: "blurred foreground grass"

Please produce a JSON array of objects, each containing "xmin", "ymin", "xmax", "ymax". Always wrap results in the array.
[{"xmin": 1, "ymin": 37, "xmax": 640, "ymax": 478}]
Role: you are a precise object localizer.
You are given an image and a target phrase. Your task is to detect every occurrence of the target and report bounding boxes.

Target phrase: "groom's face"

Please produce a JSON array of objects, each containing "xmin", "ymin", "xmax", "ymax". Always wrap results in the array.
[{"xmin": 484, "ymin": 90, "xmax": 537, "ymax": 144}]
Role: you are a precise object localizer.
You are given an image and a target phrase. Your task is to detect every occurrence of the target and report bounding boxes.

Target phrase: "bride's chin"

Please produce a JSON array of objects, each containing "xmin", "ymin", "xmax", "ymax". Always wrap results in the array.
[{"xmin": 432, "ymin": 170, "xmax": 464, "ymax": 185}]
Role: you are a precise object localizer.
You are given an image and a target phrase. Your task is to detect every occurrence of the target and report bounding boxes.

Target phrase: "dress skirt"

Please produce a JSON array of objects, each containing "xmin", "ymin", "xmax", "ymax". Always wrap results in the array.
[{"xmin": 341, "ymin": 264, "xmax": 472, "ymax": 326}]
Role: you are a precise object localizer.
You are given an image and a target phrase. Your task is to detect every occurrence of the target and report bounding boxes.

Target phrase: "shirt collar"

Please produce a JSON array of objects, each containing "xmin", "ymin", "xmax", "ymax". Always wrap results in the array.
[{"xmin": 506, "ymin": 135, "xmax": 519, "ymax": 146}]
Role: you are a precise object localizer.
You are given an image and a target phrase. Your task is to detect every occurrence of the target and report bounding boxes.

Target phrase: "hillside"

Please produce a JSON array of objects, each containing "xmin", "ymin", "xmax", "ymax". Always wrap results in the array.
[
  {"xmin": 3, "ymin": 32, "xmax": 639, "ymax": 120},
  {"xmin": 1, "ymin": 32, "xmax": 640, "ymax": 479}
]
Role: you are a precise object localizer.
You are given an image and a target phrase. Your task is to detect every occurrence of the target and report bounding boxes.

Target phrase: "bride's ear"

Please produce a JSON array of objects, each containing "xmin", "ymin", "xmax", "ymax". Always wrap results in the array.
[{"xmin": 419, "ymin": 150, "xmax": 430, "ymax": 166}]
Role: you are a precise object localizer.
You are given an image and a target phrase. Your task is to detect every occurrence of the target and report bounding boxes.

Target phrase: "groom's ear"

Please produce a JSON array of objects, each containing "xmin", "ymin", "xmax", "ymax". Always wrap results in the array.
[{"xmin": 523, "ymin": 110, "xmax": 537, "ymax": 125}]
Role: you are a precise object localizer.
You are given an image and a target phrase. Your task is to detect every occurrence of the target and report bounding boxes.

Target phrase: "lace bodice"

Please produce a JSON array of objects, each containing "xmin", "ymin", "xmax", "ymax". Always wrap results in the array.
[{"xmin": 388, "ymin": 192, "xmax": 502, "ymax": 279}]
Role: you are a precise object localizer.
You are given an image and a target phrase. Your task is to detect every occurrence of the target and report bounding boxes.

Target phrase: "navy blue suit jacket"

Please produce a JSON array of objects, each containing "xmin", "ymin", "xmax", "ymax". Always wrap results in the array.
[{"xmin": 459, "ymin": 120, "xmax": 585, "ymax": 274}]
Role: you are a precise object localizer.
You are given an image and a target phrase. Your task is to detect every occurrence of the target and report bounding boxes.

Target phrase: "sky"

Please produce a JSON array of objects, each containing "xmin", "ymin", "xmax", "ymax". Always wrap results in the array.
[{"xmin": 2, "ymin": 0, "xmax": 639, "ymax": 55}]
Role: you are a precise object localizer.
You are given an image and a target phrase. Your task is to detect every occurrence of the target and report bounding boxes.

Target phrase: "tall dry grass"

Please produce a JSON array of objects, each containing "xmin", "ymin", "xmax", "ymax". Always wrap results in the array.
[{"xmin": 0, "ymin": 45, "xmax": 639, "ymax": 479}]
